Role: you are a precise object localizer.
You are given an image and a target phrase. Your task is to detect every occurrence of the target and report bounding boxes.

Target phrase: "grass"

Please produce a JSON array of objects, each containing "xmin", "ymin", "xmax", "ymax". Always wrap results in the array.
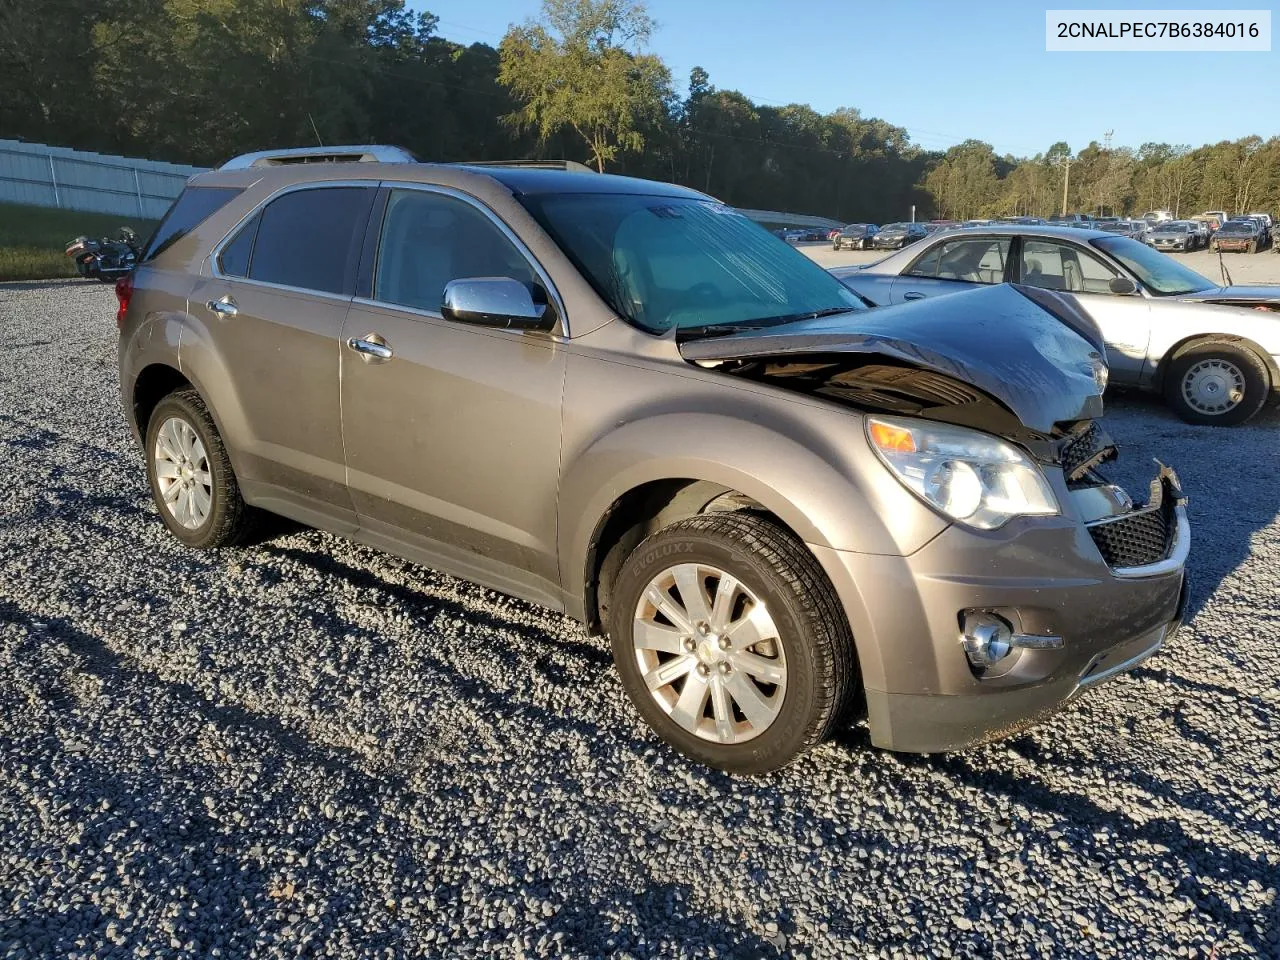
[{"xmin": 0, "ymin": 202, "xmax": 157, "ymax": 282}]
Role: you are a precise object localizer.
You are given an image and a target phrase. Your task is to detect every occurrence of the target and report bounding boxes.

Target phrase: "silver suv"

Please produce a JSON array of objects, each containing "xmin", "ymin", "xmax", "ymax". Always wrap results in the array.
[{"xmin": 116, "ymin": 146, "xmax": 1189, "ymax": 772}]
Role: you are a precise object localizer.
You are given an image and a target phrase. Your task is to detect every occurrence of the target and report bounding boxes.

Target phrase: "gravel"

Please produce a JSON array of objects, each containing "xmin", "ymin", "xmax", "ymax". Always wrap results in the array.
[{"xmin": 2, "ymin": 279, "xmax": 1278, "ymax": 958}]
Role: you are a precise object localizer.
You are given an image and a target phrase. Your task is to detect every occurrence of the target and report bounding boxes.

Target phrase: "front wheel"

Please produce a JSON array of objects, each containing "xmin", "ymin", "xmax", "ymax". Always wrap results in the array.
[
  {"xmin": 1163, "ymin": 340, "xmax": 1271, "ymax": 426},
  {"xmin": 832, "ymin": 240, "xmax": 841, "ymax": 251},
  {"xmin": 609, "ymin": 513, "xmax": 857, "ymax": 773}
]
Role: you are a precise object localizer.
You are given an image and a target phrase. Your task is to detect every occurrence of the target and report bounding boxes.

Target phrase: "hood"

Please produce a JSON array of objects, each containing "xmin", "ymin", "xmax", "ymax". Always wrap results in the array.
[
  {"xmin": 679, "ymin": 283, "xmax": 1105, "ymax": 434},
  {"xmin": 1179, "ymin": 284, "xmax": 1280, "ymax": 304}
]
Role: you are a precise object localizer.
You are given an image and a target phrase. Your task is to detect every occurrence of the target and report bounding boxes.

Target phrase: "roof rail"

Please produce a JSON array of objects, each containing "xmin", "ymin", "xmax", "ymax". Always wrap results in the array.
[
  {"xmin": 219, "ymin": 145, "xmax": 418, "ymax": 170},
  {"xmin": 461, "ymin": 159, "xmax": 597, "ymax": 174}
]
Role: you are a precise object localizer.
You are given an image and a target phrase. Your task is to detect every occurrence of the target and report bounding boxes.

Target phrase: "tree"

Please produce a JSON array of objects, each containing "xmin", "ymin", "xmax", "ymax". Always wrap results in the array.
[{"xmin": 498, "ymin": 0, "xmax": 673, "ymax": 172}]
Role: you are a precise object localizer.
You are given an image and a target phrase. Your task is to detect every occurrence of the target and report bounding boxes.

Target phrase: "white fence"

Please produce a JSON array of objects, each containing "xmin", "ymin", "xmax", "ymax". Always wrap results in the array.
[{"xmin": 0, "ymin": 139, "xmax": 208, "ymax": 220}]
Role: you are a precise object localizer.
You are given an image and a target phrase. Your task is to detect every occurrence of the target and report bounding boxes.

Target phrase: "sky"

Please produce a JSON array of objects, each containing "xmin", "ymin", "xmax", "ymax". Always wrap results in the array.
[{"xmin": 410, "ymin": 0, "xmax": 1278, "ymax": 157}]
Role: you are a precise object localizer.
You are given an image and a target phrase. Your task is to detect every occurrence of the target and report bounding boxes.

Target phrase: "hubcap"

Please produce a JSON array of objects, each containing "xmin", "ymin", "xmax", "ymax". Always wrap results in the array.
[
  {"xmin": 1181, "ymin": 358, "xmax": 1245, "ymax": 415},
  {"xmin": 154, "ymin": 417, "xmax": 213, "ymax": 529},
  {"xmin": 632, "ymin": 563, "xmax": 786, "ymax": 745}
]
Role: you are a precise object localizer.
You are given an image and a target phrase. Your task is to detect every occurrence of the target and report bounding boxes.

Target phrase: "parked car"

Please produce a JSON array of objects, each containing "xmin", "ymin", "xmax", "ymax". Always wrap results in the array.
[
  {"xmin": 115, "ymin": 145, "xmax": 1190, "ymax": 772},
  {"xmin": 868, "ymin": 222, "xmax": 928, "ymax": 249},
  {"xmin": 1096, "ymin": 220, "xmax": 1145, "ymax": 240},
  {"xmin": 783, "ymin": 228, "xmax": 806, "ymax": 243},
  {"xmin": 1049, "ymin": 214, "xmax": 1093, "ymax": 228},
  {"xmin": 832, "ymin": 223, "xmax": 878, "ymax": 250},
  {"xmin": 1200, "ymin": 211, "xmax": 1229, "ymax": 230},
  {"xmin": 1143, "ymin": 210, "xmax": 1174, "ymax": 223},
  {"xmin": 1213, "ymin": 221, "xmax": 1263, "ymax": 254},
  {"xmin": 998, "ymin": 216, "xmax": 1046, "ymax": 225},
  {"xmin": 832, "ymin": 224, "xmax": 1280, "ymax": 424},
  {"xmin": 1147, "ymin": 220, "xmax": 1200, "ymax": 253}
]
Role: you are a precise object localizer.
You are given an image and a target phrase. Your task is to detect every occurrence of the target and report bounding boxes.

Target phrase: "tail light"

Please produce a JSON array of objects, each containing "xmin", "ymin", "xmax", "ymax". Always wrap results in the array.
[{"xmin": 114, "ymin": 273, "xmax": 134, "ymax": 328}]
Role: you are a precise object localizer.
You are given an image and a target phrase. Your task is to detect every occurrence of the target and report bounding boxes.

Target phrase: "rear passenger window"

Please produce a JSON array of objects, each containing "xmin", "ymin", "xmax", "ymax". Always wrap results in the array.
[
  {"xmin": 374, "ymin": 189, "xmax": 538, "ymax": 313},
  {"xmin": 910, "ymin": 238, "xmax": 1009, "ymax": 283},
  {"xmin": 142, "ymin": 186, "xmax": 242, "ymax": 262},
  {"xmin": 248, "ymin": 187, "xmax": 375, "ymax": 295},
  {"xmin": 218, "ymin": 214, "xmax": 258, "ymax": 278}
]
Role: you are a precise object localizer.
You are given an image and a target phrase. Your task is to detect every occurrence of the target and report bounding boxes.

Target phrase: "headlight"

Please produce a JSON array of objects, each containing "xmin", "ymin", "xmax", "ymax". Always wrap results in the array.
[
  {"xmin": 1088, "ymin": 355, "xmax": 1108, "ymax": 392},
  {"xmin": 866, "ymin": 416, "xmax": 1059, "ymax": 529}
]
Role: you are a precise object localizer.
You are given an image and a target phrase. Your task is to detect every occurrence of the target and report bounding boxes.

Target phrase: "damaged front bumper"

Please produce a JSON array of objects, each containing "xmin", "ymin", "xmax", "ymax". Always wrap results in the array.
[{"xmin": 811, "ymin": 461, "xmax": 1191, "ymax": 753}]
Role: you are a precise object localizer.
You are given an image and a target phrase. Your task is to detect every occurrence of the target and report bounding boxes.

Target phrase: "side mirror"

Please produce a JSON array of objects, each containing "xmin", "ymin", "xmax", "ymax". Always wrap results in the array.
[
  {"xmin": 441, "ymin": 277, "xmax": 553, "ymax": 331},
  {"xmin": 1108, "ymin": 276, "xmax": 1138, "ymax": 296}
]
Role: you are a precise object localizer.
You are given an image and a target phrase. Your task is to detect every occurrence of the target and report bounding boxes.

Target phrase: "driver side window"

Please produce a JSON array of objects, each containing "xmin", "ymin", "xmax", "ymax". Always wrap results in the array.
[{"xmin": 1021, "ymin": 240, "xmax": 1119, "ymax": 295}]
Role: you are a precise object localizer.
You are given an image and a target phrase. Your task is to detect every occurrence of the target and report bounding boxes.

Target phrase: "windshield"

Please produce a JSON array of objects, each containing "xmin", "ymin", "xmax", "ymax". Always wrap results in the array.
[
  {"xmin": 519, "ymin": 194, "xmax": 865, "ymax": 334},
  {"xmin": 1219, "ymin": 222, "xmax": 1255, "ymax": 235},
  {"xmin": 1091, "ymin": 236, "xmax": 1215, "ymax": 295},
  {"xmin": 880, "ymin": 222, "xmax": 909, "ymax": 231}
]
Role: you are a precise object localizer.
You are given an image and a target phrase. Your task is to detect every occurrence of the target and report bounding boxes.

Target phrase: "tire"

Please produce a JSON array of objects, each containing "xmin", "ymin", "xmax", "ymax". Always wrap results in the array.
[
  {"xmin": 144, "ymin": 388, "xmax": 258, "ymax": 547},
  {"xmin": 1163, "ymin": 339, "xmax": 1272, "ymax": 426},
  {"xmin": 608, "ymin": 512, "xmax": 857, "ymax": 773}
]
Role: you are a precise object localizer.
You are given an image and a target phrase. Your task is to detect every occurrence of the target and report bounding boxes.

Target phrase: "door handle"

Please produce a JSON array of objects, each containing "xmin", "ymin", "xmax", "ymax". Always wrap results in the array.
[
  {"xmin": 346, "ymin": 333, "xmax": 393, "ymax": 363},
  {"xmin": 206, "ymin": 295, "xmax": 238, "ymax": 317},
  {"xmin": 903, "ymin": 292, "xmax": 926, "ymax": 300}
]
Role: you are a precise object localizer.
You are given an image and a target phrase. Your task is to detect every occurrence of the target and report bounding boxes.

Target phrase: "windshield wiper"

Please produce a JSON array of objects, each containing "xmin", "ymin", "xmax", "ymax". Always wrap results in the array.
[{"xmin": 678, "ymin": 322, "xmax": 776, "ymax": 340}]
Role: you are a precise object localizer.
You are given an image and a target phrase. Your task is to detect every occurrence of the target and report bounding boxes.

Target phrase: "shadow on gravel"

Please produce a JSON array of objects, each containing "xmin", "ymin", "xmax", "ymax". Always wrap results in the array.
[
  {"xmin": 262, "ymin": 545, "xmax": 612, "ymax": 670},
  {"xmin": 0, "ymin": 599, "xmax": 780, "ymax": 959},
  {"xmin": 895, "ymin": 750, "xmax": 1279, "ymax": 954}
]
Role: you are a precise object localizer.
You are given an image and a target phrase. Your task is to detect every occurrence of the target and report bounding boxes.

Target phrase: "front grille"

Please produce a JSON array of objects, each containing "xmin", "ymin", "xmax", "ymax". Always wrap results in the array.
[
  {"xmin": 1088, "ymin": 494, "xmax": 1175, "ymax": 568},
  {"xmin": 1059, "ymin": 421, "xmax": 1115, "ymax": 483}
]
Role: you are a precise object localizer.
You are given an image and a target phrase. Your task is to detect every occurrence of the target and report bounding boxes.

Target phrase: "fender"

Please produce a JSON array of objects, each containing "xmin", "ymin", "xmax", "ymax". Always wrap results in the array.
[{"xmin": 558, "ymin": 406, "xmax": 949, "ymax": 620}]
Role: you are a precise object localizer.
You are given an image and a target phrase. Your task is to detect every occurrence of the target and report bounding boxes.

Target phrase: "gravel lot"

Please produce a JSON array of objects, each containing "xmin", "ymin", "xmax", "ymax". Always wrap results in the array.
[
  {"xmin": 2, "ymin": 280, "xmax": 1278, "ymax": 959},
  {"xmin": 804, "ymin": 240, "xmax": 1280, "ymax": 285}
]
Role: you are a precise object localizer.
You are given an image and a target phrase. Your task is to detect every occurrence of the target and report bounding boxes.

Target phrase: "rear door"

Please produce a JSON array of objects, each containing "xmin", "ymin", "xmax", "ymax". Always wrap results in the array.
[
  {"xmin": 339, "ymin": 185, "xmax": 566, "ymax": 608},
  {"xmin": 187, "ymin": 183, "xmax": 377, "ymax": 522},
  {"xmin": 890, "ymin": 235, "xmax": 1012, "ymax": 303},
  {"xmin": 1015, "ymin": 238, "xmax": 1150, "ymax": 382}
]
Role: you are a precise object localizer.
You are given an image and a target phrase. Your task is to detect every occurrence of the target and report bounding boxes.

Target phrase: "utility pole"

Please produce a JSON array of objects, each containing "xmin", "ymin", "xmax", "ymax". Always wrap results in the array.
[
  {"xmin": 1103, "ymin": 129, "xmax": 1113, "ymax": 151},
  {"xmin": 1050, "ymin": 155, "xmax": 1073, "ymax": 216}
]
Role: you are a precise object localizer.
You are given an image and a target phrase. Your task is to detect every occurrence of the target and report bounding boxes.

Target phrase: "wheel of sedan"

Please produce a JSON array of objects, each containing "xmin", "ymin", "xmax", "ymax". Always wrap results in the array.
[
  {"xmin": 145, "ymin": 388, "xmax": 257, "ymax": 547},
  {"xmin": 608, "ymin": 512, "xmax": 856, "ymax": 773},
  {"xmin": 1163, "ymin": 340, "xmax": 1271, "ymax": 426}
]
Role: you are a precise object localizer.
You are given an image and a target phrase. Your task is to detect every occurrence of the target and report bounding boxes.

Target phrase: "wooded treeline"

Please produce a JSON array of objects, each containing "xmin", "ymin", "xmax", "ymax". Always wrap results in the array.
[{"xmin": 3, "ymin": 0, "xmax": 1276, "ymax": 223}]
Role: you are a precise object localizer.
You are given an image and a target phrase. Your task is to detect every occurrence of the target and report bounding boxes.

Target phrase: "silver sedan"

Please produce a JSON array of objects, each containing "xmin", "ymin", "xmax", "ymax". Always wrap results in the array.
[{"xmin": 833, "ymin": 225, "xmax": 1280, "ymax": 424}]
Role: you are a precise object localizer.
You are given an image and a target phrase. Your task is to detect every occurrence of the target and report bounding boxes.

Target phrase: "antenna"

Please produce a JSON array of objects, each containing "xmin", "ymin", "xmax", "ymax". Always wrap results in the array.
[
  {"xmin": 307, "ymin": 113, "xmax": 325, "ymax": 147},
  {"xmin": 1103, "ymin": 130, "xmax": 1113, "ymax": 150}
]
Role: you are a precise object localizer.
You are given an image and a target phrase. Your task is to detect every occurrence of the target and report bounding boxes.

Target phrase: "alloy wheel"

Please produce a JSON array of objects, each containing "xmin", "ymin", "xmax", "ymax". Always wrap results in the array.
[
  {"xmin": 153, "ymin": 416, "xmax": 213, "ymax": 529},
  {"xmin": 632, "ymin": 562, "xmax": 787, "ymax": 744}
]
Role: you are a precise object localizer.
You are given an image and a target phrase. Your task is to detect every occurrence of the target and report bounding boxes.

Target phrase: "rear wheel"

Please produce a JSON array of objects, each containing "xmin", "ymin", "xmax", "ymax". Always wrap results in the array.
[
  {"xmin": 145, "ymin": 389, "xmax": 258, "ymax": 547},
  {"xmin": 609, "ymin": 512, "xmax": 856, "ymax": 773},
  {"xmin": 1164, "ymin": 340, "xmax": 1271, "ymax": 426}
]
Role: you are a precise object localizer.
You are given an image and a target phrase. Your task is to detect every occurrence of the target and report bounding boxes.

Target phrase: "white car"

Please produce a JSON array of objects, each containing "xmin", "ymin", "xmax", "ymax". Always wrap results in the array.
[{"xmin": 832, "ymin": 225, "xmax": 1280, "ymax": 424}]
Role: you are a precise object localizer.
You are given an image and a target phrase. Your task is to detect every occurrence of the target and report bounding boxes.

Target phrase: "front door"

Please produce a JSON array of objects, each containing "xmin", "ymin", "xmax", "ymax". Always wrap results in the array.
[{"xmin": 339, "ymin": 186, "xmax": 566, "ymax": 608}]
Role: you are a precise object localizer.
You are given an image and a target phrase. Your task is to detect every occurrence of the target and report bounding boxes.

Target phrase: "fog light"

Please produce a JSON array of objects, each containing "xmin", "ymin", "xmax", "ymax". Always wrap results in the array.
[{"xmin": 961, "ymin": 612, "xmax": 1015, "ymax": 667}]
